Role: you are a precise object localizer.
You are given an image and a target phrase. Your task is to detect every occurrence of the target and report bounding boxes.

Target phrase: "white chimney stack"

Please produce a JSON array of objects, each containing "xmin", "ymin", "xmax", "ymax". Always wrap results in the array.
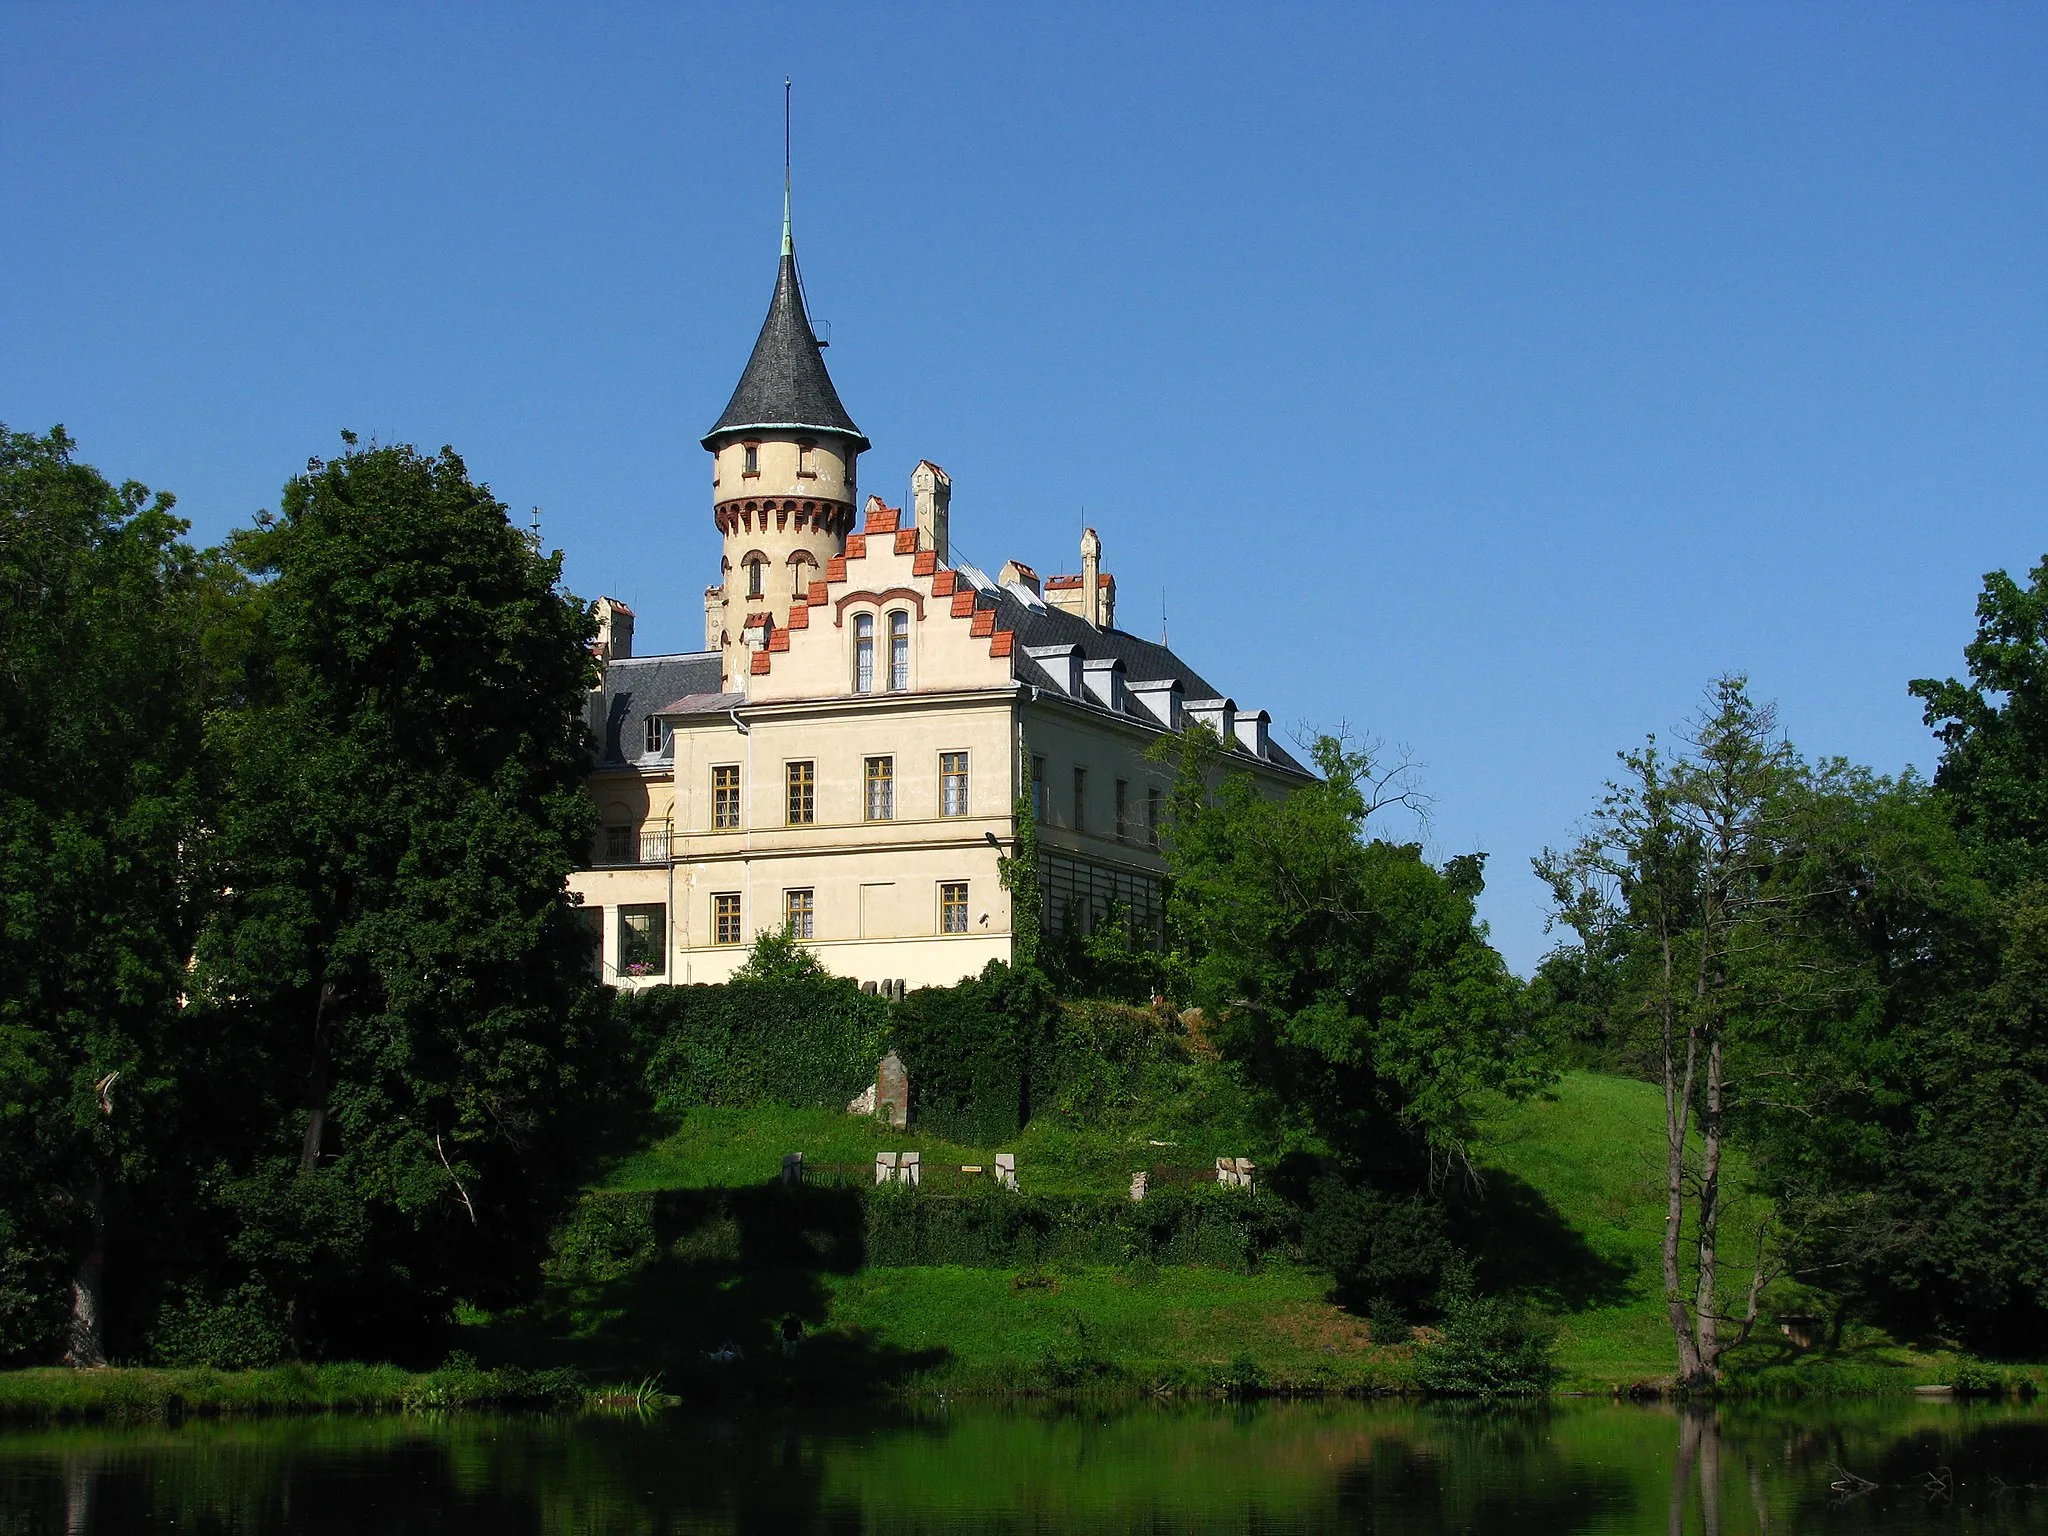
[{"xmin": 912, "ymin": 461, "xmax": 951, "ymax": 564}]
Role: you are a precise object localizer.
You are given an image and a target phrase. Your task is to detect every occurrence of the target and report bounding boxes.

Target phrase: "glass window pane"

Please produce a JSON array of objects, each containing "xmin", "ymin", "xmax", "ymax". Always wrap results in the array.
[
  {"xmin": 619, "ymin": 903, "xmax": 665, "ymax": 976},
  {"xmin": 865, "ymin": 756, "xmax": 893, "ymax": 821},
  {"xmin": 940, "ymin": 751, "xmax": 968, "ymax": 817},
  {"xmin": 787, "ymin": 760, "xmax": 814, "ymax": 825},
  {"xmin": 940, "ymin": 882, "xmax": 968, "ymax": 935},
  {"xmin": 889, "ymin": 611, "xmax": 909, "ymax": 689},
  {"xmin": 713, "ymin": 892, "xmax": 742, "ymax": 945},
  {"xmin": 784, "ymin": 888, "xmax": 814, "ymax": 940}
]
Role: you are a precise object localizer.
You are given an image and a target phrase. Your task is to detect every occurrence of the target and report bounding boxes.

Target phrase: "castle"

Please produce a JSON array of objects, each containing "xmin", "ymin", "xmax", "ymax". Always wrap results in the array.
[{"xmin": 568, "ymin": 210, "xmax": 1309, "ymax": 987}]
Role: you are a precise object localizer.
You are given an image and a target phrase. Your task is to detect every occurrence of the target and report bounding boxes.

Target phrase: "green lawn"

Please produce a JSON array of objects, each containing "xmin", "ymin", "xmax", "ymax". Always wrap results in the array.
[{"xmin": 490, "ymin": 1070, "xmax": 1998, "ymax": 1396}]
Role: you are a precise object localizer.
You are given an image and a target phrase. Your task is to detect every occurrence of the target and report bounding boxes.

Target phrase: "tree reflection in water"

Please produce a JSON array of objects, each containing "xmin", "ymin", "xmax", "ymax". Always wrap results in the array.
[{"xmin": 2, "ymin": 1398, "xmax": 2045, "ymax": 1533}]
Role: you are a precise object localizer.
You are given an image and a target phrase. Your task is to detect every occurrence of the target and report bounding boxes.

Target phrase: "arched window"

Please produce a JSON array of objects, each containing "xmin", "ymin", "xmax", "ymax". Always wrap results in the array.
[
  {"xmin": 888, "ymin": 610, "xmax": 910, "ymax": 690},
  {"xmin": 746, "ymin": 558, "xmax": 765, "ymax": 600},
  {"xmin": 788, "ymin": 553, "xmax": 816, "ymax": 597},
  {"xmin": 854, "ymin": 613, "xmax": 875, "ymax": 693}
]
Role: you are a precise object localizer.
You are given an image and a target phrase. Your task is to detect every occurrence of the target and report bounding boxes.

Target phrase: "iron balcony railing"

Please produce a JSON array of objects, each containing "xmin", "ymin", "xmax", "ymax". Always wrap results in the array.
[{"xmin": 592, "ymin": 825, "xmax": 671, "ymax": 867}]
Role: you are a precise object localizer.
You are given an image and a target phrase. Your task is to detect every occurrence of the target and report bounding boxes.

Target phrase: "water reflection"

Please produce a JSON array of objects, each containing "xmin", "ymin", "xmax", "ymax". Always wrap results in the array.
[{"xmin": 0, "ymin": 1398, "xmax": 2042, "ymax": 1534}]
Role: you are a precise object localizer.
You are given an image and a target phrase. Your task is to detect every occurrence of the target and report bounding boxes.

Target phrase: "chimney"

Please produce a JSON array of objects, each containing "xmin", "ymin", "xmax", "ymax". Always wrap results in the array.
[
  {"xmin": 594, "ymin": 597, "xmax": 635, "ymax": 662},
  {"xmin": 912, "ymin": 461, "xmax": 951, "ymax": 564},
  {"xmin": 997, "ymin": 560, "xmax": 1041, "ymax": 596},
  {"xmin": 1080, "ymin": 528, "xmax": 1102, "ymax": 628}
]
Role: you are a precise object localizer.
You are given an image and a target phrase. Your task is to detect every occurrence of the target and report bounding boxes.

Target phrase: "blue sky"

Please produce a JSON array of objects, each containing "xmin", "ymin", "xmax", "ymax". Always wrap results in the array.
[{"xmin": 5, "ymin": 4, "xmax": 2044, "ymax": 972}]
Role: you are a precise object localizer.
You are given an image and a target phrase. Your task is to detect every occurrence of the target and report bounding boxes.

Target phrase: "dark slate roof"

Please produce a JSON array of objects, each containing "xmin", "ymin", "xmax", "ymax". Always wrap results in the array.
[
  {"xmin": 702, "ymin": 250, "xmax": 869, "ymax": 451},
  {"xmin": 983, "ymin": 585, "xmax": 1313, "ymax": 777},
  {"xmin": 585, "ymin": 651, "xmax": 722, "ymax": 768}
]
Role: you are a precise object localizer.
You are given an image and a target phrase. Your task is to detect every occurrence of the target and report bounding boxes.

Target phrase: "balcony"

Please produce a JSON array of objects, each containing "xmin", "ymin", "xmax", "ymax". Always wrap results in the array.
[{"xmin": 592, "ymin": 825, "xmax": 671, "ymax": 867}]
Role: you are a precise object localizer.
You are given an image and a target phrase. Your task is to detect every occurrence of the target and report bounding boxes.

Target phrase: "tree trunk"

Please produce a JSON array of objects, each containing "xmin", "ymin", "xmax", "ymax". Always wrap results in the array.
[
  {"xmin": 1693, "ymin": 1029, "xmax": 1727, "ymax": 1383},
  {"xmin": 1660, "ymin": 931, "xmax": 1705, "ymax": 1383},
  {"xmin": 62, "ymin": 1175, "xmax": 106, "ymax": 1369},
  {"xmin": 299, "ymin": 981, "xmax": 336, "ymax": 1172}
]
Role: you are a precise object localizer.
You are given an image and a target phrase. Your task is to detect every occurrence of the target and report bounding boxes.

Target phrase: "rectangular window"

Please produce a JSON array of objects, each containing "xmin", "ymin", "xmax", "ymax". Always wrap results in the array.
[
  {"xmin": 888, "ymin": 611, "xmax": 909, "ymax": 690},
  {"xmin": 713, "ymin": 765, "xmax": 741, "ymax": 829},
  {"xmin": 1115, "ymin": 779, "xmax": 1130, "ymax": 842},
  {"xmin": 1147, "ymin": 786, "xmax": 1162, "ymax": 849},
  {"xmin": 865, "ymin": 756, "xmax": 894, "ymax": 821},
  {"xmin": 603, "ymin": 824, "xmax": 634, "ymax": 863},
  {"xmin": 618, "ymin": 903, "xmax": 665, "ymax": 977},
  {"xmin": 742, "ymin": 443, "xmax": 760, "ymax": 475},
  {"xmin": 1072, "ymin": 766, "xmax": 1087, "ymax": 832},
  {"xmin": 576, "ymin": 905, "xmax": 603, "ymax": 979},
  {"xmin": 798, "ymin": 441, "xmax": 816, "ymax": 477},
  {"xmin": 784, "ymin": 888, "xmax": 815, "ymax": 940},
  {"xmin": 1032, "ymin": 756, "xmax": 1047, "ymax": 822},
  {"xmin": 854, "ymin": 614, "xmax": 875, "ymax": 693},
  {"xmin": 786, "ymin": 760, "xmax": 815, "ymax": 825},
  {"xmin": 644, "ymin": 714, "xmax": 667, "ymax": 755},
  {"xmin": 713, "ymin": 892, "xmax": 742, "ymax": 946},
  {"xmin": 940, "ymin": 881, "xmax": 969, "ymax": 935},
  {"xmin": 940, "ymin": 751, "xmax": 969, "ymax": 817}
]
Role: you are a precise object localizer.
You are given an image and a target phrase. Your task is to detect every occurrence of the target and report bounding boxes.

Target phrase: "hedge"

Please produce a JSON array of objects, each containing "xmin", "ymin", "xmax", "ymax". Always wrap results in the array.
[
  {"xmin": 547, "ymin": 1184, "xmax": 1293, "ymax": 1285},
  {"xmin": 623, "ymin": 975, "xmax": 890, "ymax": 1114}
]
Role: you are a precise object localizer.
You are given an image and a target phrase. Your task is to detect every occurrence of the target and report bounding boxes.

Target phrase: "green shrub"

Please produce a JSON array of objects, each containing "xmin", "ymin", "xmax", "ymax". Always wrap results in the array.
[
  {"xmin": 892, "ymin": 962, "xmax": 1057, "ymax": 1142},
  {"xmin": 401, "ymin": 1352, "xmax": 585, "ymax": 1411},
  {"xmin": 1299, "ymin": 1175, "xmax": 1455, "ymax": 1313},
  {"xmin": 148, "ymin": 1279, "xmax": 292, "ymax": 1370},
  {"xmin": 628, "ymin": 969, "xmax": 890, "ymax": 1114},
  {"xmin": 1416, "ymin": 1295, "xmax": 1557, "ymax": 1397},
  {"xmin": 1367, "ymin": 1296, "xmax": 1413, "ymax": 1346},
  {"xmin": 862, "ymin": 1185, "xmax": 1293, "ymax": 1270}
]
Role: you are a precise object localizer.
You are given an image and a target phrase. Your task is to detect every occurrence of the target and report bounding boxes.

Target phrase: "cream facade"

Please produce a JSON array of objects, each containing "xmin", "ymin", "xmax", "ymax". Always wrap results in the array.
[{"xmin": 567, "ymin": 220, "xmax": 1310, "ymax": 990}]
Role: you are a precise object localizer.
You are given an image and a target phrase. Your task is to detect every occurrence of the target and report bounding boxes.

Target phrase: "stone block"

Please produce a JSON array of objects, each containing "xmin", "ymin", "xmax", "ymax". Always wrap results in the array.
[
  {"xmin": 874, "ymin": 1151, "xmax": 899, "ymax": 1185},
  {"xmin": 781, "ymin": 1152, "xmax": 804, "ymax": 1187},
  {"xmin": 876, "ymin": 1052, "xmax": 910, "ymax": 1129},
  {"xmin": 995, "ymin": 1153, "xmax": 1017, "ymax": 1191},
  {"xmin": 846, "ymin": 1083, "xmax": 877, "ymax": 1116},
  {"xmin": 1129, "ymin": 1170, "xmax": 1149, "ymax": 1202},
  {"xmin": 899, "ymin": 1150, "xmax": 920, "ymax": 1188}
]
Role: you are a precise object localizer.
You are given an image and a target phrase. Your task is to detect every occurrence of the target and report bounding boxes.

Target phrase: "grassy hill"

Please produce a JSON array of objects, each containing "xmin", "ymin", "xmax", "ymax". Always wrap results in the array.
[{"xmin": 460, "ymin": 1070, "xmax": 1988, "ymax": 1396}]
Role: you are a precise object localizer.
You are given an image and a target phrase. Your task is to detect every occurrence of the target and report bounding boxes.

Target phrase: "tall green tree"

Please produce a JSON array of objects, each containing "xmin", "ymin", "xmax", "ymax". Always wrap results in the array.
[
  {"xmin": 0, "ymin": 425, "xmax": 217, "ymax": 1365},
  {"xmin": 1539, "ymin": 678, "xmax": 1807, "ymax": 1386},
  {"xmin": 192, "ymin": 439, "xmax": 604, "ymax": 1359},
  {"xmin": 1159, "ymin": 727, "xmax": 1539, "ymax": 1183},
  {"xmin": 1912, "ymin": 554, "xmax": 2048, "ymax": 883}
]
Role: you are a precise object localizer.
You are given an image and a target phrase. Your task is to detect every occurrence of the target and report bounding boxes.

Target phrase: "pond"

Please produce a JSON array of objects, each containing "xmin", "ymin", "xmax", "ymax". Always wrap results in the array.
[{"xmin": 1, "ymin": 1397, "xmax": 2044, "ymax": 1533}]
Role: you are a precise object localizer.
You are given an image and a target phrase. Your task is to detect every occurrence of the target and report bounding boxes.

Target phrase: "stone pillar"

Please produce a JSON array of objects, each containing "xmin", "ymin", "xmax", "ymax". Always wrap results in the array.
[
  {"xmin": 899, "ymin": 1151, "xmax": 920, "ymax": 1188},
  {"xmin": 1129, "ymin": 1170, "xmax": 1149, "ymax": 1202},
  {"xmin": 876, "ymin": 1052, "xmax": 910, "ymax": 1129},
  {"xmin": 995, "ymin": 1153, "xmax": 1016, "ymax": 1191},
  {"xmin": 874, "ymin": 1150, "xmax": 899, "ymax": 1185},
  {"xmin": 781, "ymin": 1152, "xmax": 804, "ymax": 1187}
]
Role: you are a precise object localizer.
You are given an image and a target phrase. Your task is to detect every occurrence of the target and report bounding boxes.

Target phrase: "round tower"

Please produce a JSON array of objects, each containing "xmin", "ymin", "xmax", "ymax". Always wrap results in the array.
[{"xmin": 701, "ymin": 212, "xmax": 869, "ymax": 689}]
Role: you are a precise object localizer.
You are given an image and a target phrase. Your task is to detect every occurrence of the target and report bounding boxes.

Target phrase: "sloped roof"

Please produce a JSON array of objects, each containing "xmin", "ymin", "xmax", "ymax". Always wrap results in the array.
[
  {"xmin": 702, "ymin": 251, "xmax": 869, "ymax": 451},
  {"xmin": 988, "ymin": 590, "xmax": 1311, "ymax": 777},
  {"xmin": 585, "ymin": 651, "xmax": 722, "ymax": 767}
]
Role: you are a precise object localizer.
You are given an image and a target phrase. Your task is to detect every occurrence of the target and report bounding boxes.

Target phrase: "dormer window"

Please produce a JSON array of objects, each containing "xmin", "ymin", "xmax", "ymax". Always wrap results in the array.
[
  {"xmin": 742, "ymin": 443, "xmax": 760, "ymax": 476},
  {"xmin": 644, "ymin": 714, "xmax": 667, "ymax": 755}
]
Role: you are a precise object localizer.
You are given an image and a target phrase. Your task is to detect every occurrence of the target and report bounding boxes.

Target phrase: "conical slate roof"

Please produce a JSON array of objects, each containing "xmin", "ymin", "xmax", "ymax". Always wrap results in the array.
[{"xmin": 702, "ymin": 250, "xmax": 869, "ymax": 451}]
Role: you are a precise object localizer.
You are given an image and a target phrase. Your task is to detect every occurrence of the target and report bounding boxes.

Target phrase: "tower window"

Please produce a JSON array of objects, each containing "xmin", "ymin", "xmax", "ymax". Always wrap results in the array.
[
  {"xmin": 865, "ymin": 756, "xmax": 894, "ymax": 821},
  {"xmin": 746, "ymin": 558, "xmax": 765, "ymax": 600},
  {"xmin": 797, "ymin": 441, "xmax": 816, "ymax": 478},
  {"xmin": 854, "ymin": 613, "xmax": 875, "ymax": 693},
  {"xmin": 940, "ymin": 751, "xmax": 969, "ymax": 817},
  {"xmin": 742, "ymin": 444, "xmax": 760, "ymax": 475},
  {"xmin": 789, "ymin": 554, "xmax": 816, "ymax": 597},
  {"xmin": 888, "ymin": 610, "xmax": 910, "ymax": 690}
]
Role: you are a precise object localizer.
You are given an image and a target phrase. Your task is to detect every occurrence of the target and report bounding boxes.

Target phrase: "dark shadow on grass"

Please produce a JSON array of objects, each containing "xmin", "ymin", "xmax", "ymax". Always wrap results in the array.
[
  {"xmin": 1448, "ymin": 1171, "xmax": 1635, "ymax": 1313},
  {"xmin": 466, "ymin": 1185, "xmax": 949, "ymax": 1396}
]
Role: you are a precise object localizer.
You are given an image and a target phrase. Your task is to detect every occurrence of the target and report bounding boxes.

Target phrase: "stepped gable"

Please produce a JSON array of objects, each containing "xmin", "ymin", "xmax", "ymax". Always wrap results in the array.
[
  {"xmin": 586, "ymin": 651, "xmax": 722, "ymax": 766},
  {"xmin": 702, "ymin": 250, "xmax": 869, "ymax": 450}
]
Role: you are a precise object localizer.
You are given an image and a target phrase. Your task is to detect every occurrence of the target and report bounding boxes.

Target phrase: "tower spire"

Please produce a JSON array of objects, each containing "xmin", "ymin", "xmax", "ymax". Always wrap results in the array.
[{"xmin": 781, "ymin": 77, "xmax": 793, "ymax": 257}]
